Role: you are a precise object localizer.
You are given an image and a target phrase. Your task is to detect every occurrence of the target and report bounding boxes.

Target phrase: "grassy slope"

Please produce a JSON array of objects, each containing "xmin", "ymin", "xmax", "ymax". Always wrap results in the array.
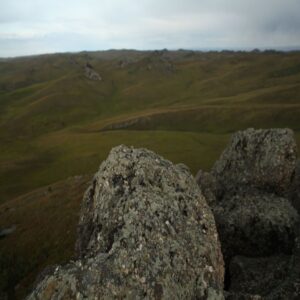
[
  {"xmin": 1, "ymin": 51, "xmax": 300, "ymax": 202},
  {"xmin": 0, "ymin": 175, "xmax": 91, "ymax": 299},
  {"xmin": 0, "ymin": 50, "xmax": 300, "ymax": 298}
]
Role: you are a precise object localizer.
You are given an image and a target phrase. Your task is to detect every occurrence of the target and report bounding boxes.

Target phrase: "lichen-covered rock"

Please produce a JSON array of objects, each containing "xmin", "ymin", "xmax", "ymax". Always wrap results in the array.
[
  {"xmin": 211, "ymin": 128, "xmax": 297, "ymax": 196},
  {"xmin": 27, "ymin": 145, "xmax": 224, "ymax": 300},
  {"xmin": 213, "ymin": 193, "xmax": 298, "ymax": 260}
]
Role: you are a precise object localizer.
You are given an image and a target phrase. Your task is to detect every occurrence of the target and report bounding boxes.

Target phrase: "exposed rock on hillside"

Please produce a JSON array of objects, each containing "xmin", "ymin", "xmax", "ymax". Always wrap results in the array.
[
  {"xmin": 27, "ymin": 145, "xmax": 224, "ymax": 300},
  {"xmin": 84, "ymin": 63, "xmax": 102, "ymax": 81},
  {"xmin": 197, "ymin": 128, "xmax": 300, "ymax": 299},
  {"xmin": 0, "ymin": 225, "xmax": 16, "ymax": 239}
]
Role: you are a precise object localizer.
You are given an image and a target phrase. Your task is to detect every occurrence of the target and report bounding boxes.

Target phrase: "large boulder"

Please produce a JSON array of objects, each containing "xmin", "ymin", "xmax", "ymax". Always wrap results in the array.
[
  {"xmin": 202, "ymin": 128, "xmax": 299, "ymax": 261},
  {"xmin": 211, "ymin": 128, "xmax": 297, "ymax": 197},
  {"xmin": 27, "ymin": 145, "xmax": 224, "ymax": 300},
  {"xmin": 196, "ymin": 128, "xmax": 300, "ymax": 299}
]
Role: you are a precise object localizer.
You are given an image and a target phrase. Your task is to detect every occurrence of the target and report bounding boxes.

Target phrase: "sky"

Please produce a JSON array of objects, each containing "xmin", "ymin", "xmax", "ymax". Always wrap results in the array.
[{"xmin": 1, "ymin": 0, "xmax": 300, "ymax": 57}]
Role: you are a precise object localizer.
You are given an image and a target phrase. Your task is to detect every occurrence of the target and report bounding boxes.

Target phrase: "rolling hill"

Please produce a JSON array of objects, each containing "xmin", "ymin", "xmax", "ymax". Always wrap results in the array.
[{"xmin": 0, "ymin": 49, "xmax": 300, "ymax": 298}]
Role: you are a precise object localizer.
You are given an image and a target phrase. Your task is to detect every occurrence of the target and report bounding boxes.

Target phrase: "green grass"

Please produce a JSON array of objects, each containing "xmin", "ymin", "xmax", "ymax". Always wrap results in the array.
[{"xmin": 0, "ymin": 49, "xmax": 300, "ymax": 298}]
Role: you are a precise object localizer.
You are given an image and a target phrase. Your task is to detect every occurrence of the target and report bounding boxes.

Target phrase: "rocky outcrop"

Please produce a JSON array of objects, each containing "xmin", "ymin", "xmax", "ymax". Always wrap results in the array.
[
  {"xmin": 26, "ymin": 128, "xmax": 300, "ymax": 299},
  {"xmin": 27, "ymin": 145, "xmax": 224, "ymax": 299},
  {"xmin": 197, "ymin": 128, "xmax": 300, "ymax": 299},
  {"xmin": 84, "ymin": 63, "xmax": 102, "ymax": 81}
]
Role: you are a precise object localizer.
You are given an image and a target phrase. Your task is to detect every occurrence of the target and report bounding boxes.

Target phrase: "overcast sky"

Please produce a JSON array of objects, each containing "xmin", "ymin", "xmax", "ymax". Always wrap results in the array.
[{"xmin": 1, "ymin": 0, "xmax": 300, "ymax": 57}]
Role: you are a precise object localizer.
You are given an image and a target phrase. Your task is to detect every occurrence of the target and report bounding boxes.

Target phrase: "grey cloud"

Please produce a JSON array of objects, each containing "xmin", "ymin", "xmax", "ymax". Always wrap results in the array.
[{"xmin": 0, "ymin": 0, "xmax": 300, "ymax": 57}]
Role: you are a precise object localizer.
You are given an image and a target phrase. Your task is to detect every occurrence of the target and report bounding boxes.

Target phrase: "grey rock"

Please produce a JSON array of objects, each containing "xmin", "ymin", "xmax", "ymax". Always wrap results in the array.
[
  {"xmin": 211, "ymin": 128, "xmax": 297, "ymax": 196},
  {"xmin": 27, "ymin": 145, "xmax": 224, "ymax": 300},
  {"xmin": 206, "ymin": 128, "xmax": 300, "ymax": 299},
  {"xmin": 0, "ymin": 225, "xmax": 16, "ymax": 239},
  {"xmin": 85, "ymin": 63, "xmax": 101, "ymax": 81},
  {"xmin": 195, "ymin": 170, "xmax": 218, "ymax": 206},
  {"xmin": 213, "ymin": 193, "xmax": 298, "ymax": 260}
]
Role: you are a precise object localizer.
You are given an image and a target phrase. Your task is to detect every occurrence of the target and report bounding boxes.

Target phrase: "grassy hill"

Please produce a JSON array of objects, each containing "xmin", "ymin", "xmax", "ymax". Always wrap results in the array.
[{"xmin": 0, "ymin": 49, "xmax": 300, "ymax": 298}]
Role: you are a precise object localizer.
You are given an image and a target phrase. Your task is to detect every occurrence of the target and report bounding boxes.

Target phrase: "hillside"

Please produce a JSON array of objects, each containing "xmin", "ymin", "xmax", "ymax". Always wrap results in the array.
[
  {"xmin": 1, "ymin": 50, "xmax": 300, "ymax": 203},
  {"xmin": 0, "ymin": 49, "xmax": 300, "ymax": 298}
]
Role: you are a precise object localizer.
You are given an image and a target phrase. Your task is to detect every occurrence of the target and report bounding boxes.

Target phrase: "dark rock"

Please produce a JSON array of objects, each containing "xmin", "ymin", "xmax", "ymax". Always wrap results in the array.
[
  {"xmin": 288, "ymin": 160, "xmax": 300, "ymax": 213},
  {"xmin": 266, "ymin": 220, "xmax": 300, "ymax": 299},
  {"xmin": 27, "ymin": 145, "xmax": 224, "ymax": 299},
  {"xmin": 0, "ymin": 226, "xmax": 16, "ymax": 239},
  {"xmin": 195, "ymin": 170, "xmax": 218, "ymax": 206},
  {"xmin": 211, "ymin": 128, "xmax": 297, "ymax": 197},
  {"xmin": 229, "ymin": 255, "xmax": 291, "ymax": 296},
  {"xmin": 0, "ymin": 292, "xmax": 8, "ymax": 300},
  {"xmin": 227, "ymin": 224, "xmax": 300, "ymax": 299},
  {"xmin": 225, "ymin": 291, "xmax": 262, "ymax": 300},
  {"xmin": 213, "ymin": 193, "xmax": 298, "ymax": 260},
  {"xmin": 196, "ymin": 128, "xmax": 300, "ymax": 299}
]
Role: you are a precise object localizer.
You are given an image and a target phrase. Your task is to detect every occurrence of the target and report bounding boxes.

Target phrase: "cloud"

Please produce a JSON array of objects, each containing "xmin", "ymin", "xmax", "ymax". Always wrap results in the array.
[{"xmin": 0, "ymin": 0, "xmax": 300, "ymax": 57}]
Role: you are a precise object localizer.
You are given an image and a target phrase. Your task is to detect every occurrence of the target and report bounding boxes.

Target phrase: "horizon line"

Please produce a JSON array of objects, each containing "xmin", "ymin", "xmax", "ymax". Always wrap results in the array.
[{"xmin": 1, "ymin": 45, "xmax": 300, "ymax": 59}]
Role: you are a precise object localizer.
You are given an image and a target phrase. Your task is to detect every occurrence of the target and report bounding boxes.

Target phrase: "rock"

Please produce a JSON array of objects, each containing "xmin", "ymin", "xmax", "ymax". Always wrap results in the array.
[
  {"xmin": 27, "ymin": 145, "xmax": 224, "ymax": 300},
  {"xmin": 226, "ymin": 229, "xmax": 300, "ymax": 299},
  {"xmin": 225, "ymin": 292, "xmax": 263, "ymax": 300},
  {"xmin": 288, "ymin": 160, "xmax": 300, "ymax": 213},
  {"xmin": 0, "ymin": 225, "xmax": 16, "ymax": 239},
  {"xmin": 213, "ymin": 193, "xmax": 298, "ymax": 260},
  {"xmin": 0, "ymin": 292, "xmax": 8, "ymax": 300},
  {"xmin": 225, "ymin": 292, "xmax": 261, "ymax": 299},
  {"xmin": 229, "ymin": 255, "xmax": 291, "ymax": 296},
  {"xmin": 196, "ymin": 128, "xmax": 300, "ymax": 298},
  {"xmin": 266, "ymin": 220, "xmax": 300, "ymax": 299},
  {"xmin": 195, "ymin": 170, "xmax": 218, "ymax": 206},
  {"xmin": 211, "ymin": 128, "xmax": 297, "ymax": 197},
  {"xmin": 84, "ymin": 63, "xmax": 101, "ymax": 81}
]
